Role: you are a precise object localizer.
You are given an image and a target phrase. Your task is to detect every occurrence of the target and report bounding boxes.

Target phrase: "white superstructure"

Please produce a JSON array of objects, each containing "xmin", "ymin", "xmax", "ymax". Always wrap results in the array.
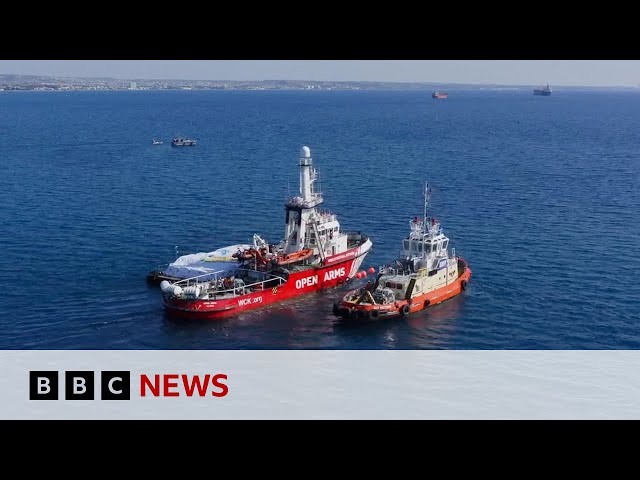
[
  {"xmin": 149, "ymin": 146, "xmax": 373, "ymax": 283},
  {"xmin": 375, "ymin": 183, "xmax": 459, "ymax": 302},
  {"xmin": 278, "ymin": 146, "xmax": 351, "ymax": 261}
]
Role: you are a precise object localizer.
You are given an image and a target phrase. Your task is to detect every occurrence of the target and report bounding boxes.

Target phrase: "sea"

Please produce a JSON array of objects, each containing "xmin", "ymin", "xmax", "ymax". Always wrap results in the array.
[{"xmin": 1, "ymin": 88, "xmax": 638, "ymax": 349}]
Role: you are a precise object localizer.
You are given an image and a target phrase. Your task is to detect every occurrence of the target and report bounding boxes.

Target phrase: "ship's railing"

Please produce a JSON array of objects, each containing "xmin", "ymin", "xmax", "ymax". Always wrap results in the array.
[
  {"xmin": 346, "ymin": 232, "xmax": 369, "ymax": 248},
  {"xmin": 170, "ymin": 269, "xmax": 287, "ymax": 297},
  {"xmin": 210, "ymin": 275, "xmax": 287, "ymax": 297},
  {"xmin": 172, "ymin": 270, "xmax": 228, "ymax": 287},
  {"xmin": 379, "ymin": 265, "xmax": 412, "ymax": 276},
  {"xmin": 316, "ymin": 211, "xmax": 337, "ymax": 222},
  {"xmin": 285, "ymin": 193, "xmax": 323, "ymax": 208}
]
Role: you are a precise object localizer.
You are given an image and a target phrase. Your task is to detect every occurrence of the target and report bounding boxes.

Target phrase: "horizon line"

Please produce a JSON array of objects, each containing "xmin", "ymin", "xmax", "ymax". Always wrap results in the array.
[{"xmin": 0, "ymin": 73, "xmax": 636, "ymax": 88}]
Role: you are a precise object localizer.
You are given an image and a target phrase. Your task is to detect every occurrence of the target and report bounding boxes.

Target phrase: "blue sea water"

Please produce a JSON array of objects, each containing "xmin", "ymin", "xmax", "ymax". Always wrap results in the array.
[{"xmin": 0, "ymin": 89, "xmax": 638, "ymax": 349}]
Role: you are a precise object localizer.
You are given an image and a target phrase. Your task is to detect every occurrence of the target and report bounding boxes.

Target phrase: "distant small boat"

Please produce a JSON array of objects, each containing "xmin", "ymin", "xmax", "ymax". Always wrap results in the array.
[
  {"xmin": 152, "ymin": 139, "xmax": 163, "ymax": 145},
  {"xmin": 172, "ymin": 136, "xmax": 197, "ymax": 147},
  {"xmin": 533, "ymin": 84, "xmax": 552, "ymax": 96},
  {"xmin": 432, "ymin": 91, "xmax": 448, "ymax": 99}
]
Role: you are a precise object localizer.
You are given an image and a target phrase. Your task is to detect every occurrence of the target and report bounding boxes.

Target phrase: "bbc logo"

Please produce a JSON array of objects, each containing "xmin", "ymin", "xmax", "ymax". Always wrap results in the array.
[{"xmin": 29, "ymin": 371, "xmax": 131, "ymax": 400}]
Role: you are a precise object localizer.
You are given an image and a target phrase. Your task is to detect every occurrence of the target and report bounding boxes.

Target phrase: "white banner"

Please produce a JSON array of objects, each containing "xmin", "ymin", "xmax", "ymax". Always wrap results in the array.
[{"xmin": 2, "ymin": 350, "xmax": 640, "ymax": 419}]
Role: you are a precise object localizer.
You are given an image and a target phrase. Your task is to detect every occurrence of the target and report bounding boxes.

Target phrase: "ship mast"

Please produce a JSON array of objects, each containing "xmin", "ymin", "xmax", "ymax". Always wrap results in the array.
[
  {"xmin": 423, "ymin": 181, "xmax": 430, "ymax": 230},
  {"xmin": 423, "ymin": 181, "xmax": 431, "ymax": 260},
  {"xmin": 283, "ymin": 146, "xmax": 323, "ymax": 253},
  {"xmin": 299, "ymin": 148, "xmax": 312, "ymax": 200}
]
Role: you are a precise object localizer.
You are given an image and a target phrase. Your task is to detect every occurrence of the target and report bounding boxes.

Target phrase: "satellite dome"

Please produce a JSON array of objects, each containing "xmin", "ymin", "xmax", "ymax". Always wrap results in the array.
[{"xmin": 300, "ymin": 146, "xmax": 311, "ymax": 158}]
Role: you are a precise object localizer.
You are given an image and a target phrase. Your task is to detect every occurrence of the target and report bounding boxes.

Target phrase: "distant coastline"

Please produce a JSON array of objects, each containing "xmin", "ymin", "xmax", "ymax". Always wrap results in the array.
[{"xmin": 0, "ymin": 74, "xmax": 637, "ymax": 92}]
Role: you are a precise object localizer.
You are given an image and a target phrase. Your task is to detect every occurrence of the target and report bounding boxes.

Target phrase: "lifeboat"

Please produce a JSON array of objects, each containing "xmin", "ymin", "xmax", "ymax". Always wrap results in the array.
[{"xmin": 275, "ymin": 248, "xmax": 314, "ymax": 266}]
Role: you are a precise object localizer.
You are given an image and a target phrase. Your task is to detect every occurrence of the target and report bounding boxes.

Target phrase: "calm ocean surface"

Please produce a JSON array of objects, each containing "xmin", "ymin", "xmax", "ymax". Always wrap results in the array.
[{"xmin": 1, "ymin": 89, "xmax": 638, "ymax": 349}]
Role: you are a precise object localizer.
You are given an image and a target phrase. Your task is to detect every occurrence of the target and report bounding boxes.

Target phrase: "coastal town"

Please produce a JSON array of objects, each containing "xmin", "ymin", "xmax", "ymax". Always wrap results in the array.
[
  {"xmin": 1, "ymin": 74, "xmax": 636, "ymax": 92},
  {"xmin": 0, "ymin": 74, "xmax": 550, "ymax": 92},
  {"xmin": 0, "ymin": 74, "xmax": 420, "ymax": 91}
]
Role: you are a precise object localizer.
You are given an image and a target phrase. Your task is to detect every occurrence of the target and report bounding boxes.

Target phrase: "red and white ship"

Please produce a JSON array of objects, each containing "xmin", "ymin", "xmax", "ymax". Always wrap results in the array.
[
  {"xmin": 333, "ymin": 183, "xmax": 470, "ymax": 321},
  {"xmin": 160, "ymin": 146, "xmax": 373, "ymax": 319}
]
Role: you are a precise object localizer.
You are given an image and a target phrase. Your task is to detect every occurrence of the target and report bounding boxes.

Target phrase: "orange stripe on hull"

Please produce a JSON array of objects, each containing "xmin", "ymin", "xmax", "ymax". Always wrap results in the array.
[{"xmin": 408, "ymin": 269, "xmax": 471, "ymax": 313}]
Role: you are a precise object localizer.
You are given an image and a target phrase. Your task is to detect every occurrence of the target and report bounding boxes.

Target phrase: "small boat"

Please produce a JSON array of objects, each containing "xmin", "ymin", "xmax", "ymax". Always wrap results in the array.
[
  {"xmin": 234, "ymin": 247, "xmax": 316, "ymax": 267},
  {"xmin": 333, "ymin": 182, "xmax": 471, "ymax": 321},
  {"xmin": 432, "ymin": 91, "xmax": 448, "ymax": 99},
  {"xmin": 172, "ymin": 136, "xmax": 197, "ymax": 146},
  {"xmin": 152, "ymin": 139, "xmax": 163, "ymax": 145}
]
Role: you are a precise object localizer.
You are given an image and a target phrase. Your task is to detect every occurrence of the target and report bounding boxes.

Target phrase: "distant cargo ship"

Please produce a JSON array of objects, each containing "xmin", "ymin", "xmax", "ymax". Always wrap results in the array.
[
  {"xmin": 533, "ymin": 84, "xmax": 551, "ymax": 96},
  {"xmin": 432, "ymin": 91, "xmax": 448, "ymax": 99}
]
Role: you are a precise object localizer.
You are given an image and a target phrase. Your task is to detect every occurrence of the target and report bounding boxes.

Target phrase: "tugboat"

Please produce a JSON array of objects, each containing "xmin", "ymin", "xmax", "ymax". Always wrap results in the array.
[
  {"xmin": 432, "ymin": 91, "xmax": 448, "ymax": 99},
  {"xmin": 333, "ymin": 183, "xmax": 470, "ymax": 321},
  {"xmin": 159, "ymin": 146, "xmax": 373, "ymax": 319}
]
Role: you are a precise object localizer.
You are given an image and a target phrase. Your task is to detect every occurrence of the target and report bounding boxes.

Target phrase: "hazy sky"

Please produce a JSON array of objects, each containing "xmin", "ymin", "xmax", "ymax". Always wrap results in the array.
[{"xmin": 1, "ymin": 60, "xmax": 639, "ymax": 86}]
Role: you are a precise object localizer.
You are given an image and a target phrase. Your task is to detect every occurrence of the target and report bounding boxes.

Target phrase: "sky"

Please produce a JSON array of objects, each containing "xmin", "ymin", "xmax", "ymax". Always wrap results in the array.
[{"xmin": 0, "ymin": 60, "xmax": 639, "ymax": 86}]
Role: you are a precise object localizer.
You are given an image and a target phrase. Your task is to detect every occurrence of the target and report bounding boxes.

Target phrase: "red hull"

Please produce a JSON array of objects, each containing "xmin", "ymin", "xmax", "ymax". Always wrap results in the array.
[
  {"xmin": 164, "ymin": 246, "xmax": 368, "ymax": 319},
  {"xmin": 335, "ymin": 259, "xmax": 471, "ymax": 321}
]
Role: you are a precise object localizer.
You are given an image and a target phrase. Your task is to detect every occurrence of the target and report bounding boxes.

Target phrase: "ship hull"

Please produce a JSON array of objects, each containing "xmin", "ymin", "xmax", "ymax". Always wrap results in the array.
[
  {"xmin": 533, "ymin": 90, "xmax": 551, "ymax": 96},
  {"xmin": 164, "ymin": 241, "xmax": 371, "ymax": 319},
  {"xmin": 334, "ymin": 258, "xmax": 471, "ymax": 321}
]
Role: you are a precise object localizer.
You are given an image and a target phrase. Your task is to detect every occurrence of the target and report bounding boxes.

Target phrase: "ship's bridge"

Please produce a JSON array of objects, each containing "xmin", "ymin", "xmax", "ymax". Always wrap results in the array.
[
  {"xmin": 401, "ymin": 233, "xmax": 449, "ymax": 258},
  {"xmin": 315, "ymin": 210, "xmax": 338, "ymax": 225},
  {"xmin": 401, "ymin": 217, "xmax": 449, "ymax": 259}
]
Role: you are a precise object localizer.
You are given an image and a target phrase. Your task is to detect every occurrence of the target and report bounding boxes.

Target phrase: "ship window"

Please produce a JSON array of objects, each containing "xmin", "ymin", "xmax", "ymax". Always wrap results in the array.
[
  {"xmin": 442, "ymin": 240, "xmax": 448, "ymax": 250},
  {"xmin": 403, "ymin": 240, "xmax": 409, "ymax": 250},
  {"xmin": 424, "ymin": 244, "xmax": 431, "ymax": 253}
]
